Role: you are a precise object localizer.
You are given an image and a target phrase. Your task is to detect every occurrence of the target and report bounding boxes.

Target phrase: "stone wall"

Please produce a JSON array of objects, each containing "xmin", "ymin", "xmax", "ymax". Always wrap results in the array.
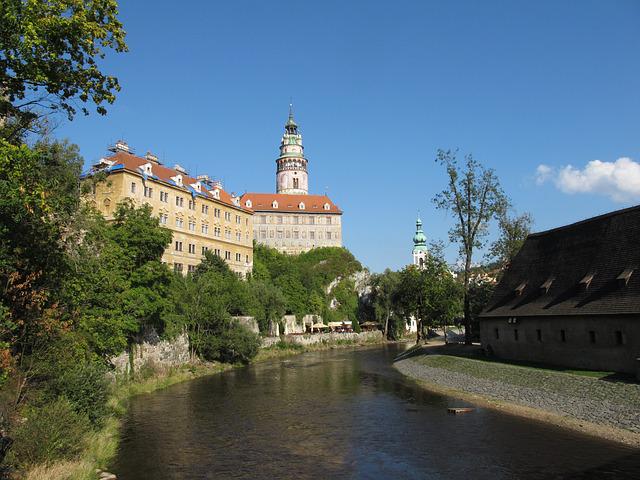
[
  {"xmin": 111, "ymin": 328, "xmax": 190, "ymax": 375},
  {"xmin": 280, "ymin": 330, "xmax": 383, "ymax": 347},
  {"xmin": 233, "ymin": 316, "xmax": 260, "ymax": 334}
]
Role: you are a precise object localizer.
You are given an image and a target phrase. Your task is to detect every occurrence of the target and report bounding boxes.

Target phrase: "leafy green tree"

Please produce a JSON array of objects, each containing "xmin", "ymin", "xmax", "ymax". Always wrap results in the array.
[
  {"xmin": 248, "ymin": 279, "xmax": 286, "ymax": 334},
  {"xmin": 0, "ymin": 0, "xmax": 128, "ymax": 139},
  {"xmin": 370, "ymin": 269, "xmax": 401, "ymax": 338},
  {"xmin": 433, "ymin": 149, "xmax": 507, "ymax": 344},
  {"xmin": 488, "ymin": 211, "xmax": 533, "ymax": 270}
]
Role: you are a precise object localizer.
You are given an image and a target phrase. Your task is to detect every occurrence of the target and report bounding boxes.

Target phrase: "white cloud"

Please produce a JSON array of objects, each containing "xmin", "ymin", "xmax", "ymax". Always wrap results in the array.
[{"xmin": 535, "ymin": 157, "xmax": 640, "ymax": 202}]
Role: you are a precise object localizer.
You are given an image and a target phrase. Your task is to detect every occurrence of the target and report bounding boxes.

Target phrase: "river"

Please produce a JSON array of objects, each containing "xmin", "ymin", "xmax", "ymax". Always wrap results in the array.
[{"xmin": 113, "ymin": 344, "xmax": 640, "ymax": 479}]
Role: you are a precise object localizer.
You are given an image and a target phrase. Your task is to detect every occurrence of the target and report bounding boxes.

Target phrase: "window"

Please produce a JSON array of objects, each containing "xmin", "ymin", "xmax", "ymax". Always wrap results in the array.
[
  {"xmin": 310, "ymin": 231, "xmax": 315, "ymax": 240},
  {"xmin": 214, "ymin": 208, "xmax": 221, "ymax": 218},
  {"xmin": 615, "ymin": 331, "xmax": 624, "ymax": 345},
  {"xmin": 560, "ymin": 329, "xmax": 566, "ymax": 343},
  {"xmin": 259, "ymin": 215, "xmax": 266, "ymax": 224},
  {"xmin": 326, "ymin": 216, "xmax": 332, "ymax": 225},
  {"xmin": 202, "ymin": 204, "xmax": 209, "ymax": 214},
  {"xmin": 286, "ymin": 230, "xmax": 291, "ymax": 238},
  {"xmin": 277, "ymin": 216, "xmax": 283, "ymax": 224},
  {"xmin": 176, "ymin": 196, "xmax": 184, "ymax": 207},
  {"xmin": 214, "ymin": 248, "xmax": 221, "ymax": 257},
  {"xmin": 175, "ymin": 241, "xmax": 183, "ymax": 252},
  {"xmin": 293, "ymin": 231, "xmax": 299, "ymax": 239},
  {"xmin": 188, "ymin": 243, "xmax": 196, "ymax": 254},
  {"xmin": 173, "ymin": 263, "xmax": 183, "ymax": 273},
  {"xmin": 189, "ymin": 200, "xmax": 196, "ymax": 210},
  {"xmin": 269, "ymin": 230, "xmax": 274, "ymax": 238},
  {"xmin": 175, "ymin": 217, "xmax": 184, "ymax": 228},
  {"xmin": 188, "ymin": 220, "xmax": 196, "ymax": 232},
  {"xmin": 309, "ymin": 216, "xmax": 315, "ymax": 225},
  {"xmin": 202, "ymin": 246, "xmax": 209, "ymax": 255},
  {"xmin": 130, "ymin": 182, "xmax": 136, "ymax": 194},
  {"xmin": 327, "ymin": 231, "xmax": 332, "ymax": 240},
  {"xmin": 236, "ymin": 215, "xmax": 241, "ymax": 224},
  {"xmin": 293, "ymin": 177, "xmax": 299, "ymax": 189},
  {"xmin": 245, "ymin": 255, "xmax": 249, "ymax": 264},
  {"xmin": 293, "ymin": 216, "xmax": 299, "ymax": 225},
  {"xmin": 214, "ymin": 227, "xmax": 221, "ymax": 237},
  {"xmin": 514, "ymin": 329, "xmax": 519, "ymax": 341},
  {"xmin": 235, "ymin": 253, "xmax": 241, "ymax": 262},
  {"xmin": 201, "ymin": 224, "xmax": 209, "ymax": 234},
  {"xmin": 225, "ymin": 212, "xmax": 231, "ymax": 221},
  {"xmin": 236, "ymin": 232, "xmax": 241, "ymax": 242},
  {"xmin": 536, "ymin": 329, "xmax": 542, "ymax": 342},
  {"xmin": 187, "ymin": 265, "xmax": 196, "ymax": 273},
  {"xmin": 160, "ymin": 213, "xmax": 168, "ymax": 225},
  {"xmin": 589, "ymin": 331, "xmax": 596, "ymax": 344},
  {"xmin": 494, "ymin": 328, "xmax": 499, "ymax": 340},
  {"xmin": 225, "ymin": 229, "xmax": 231, "ymax": 239},
  {"xmin": 160, "ymin": 191, "xmax": 168, "ymax": 202},
  {"xmin": 225, "ymin": 251, "xmax": 231, "ymax": 260},
  {"xmin": 144, "ymin": 186, "xmax": 153, "ymax": 198}
]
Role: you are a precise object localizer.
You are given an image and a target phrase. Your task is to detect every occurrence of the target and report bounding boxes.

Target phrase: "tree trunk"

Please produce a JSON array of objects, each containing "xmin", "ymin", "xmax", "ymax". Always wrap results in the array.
[
  {"xmin": 464, "ymin": 252, "xmax": 472, "ymax": 345},
  {"xmin": 383, "ymin": 310, "xmax": 390, "ymax": 339}
]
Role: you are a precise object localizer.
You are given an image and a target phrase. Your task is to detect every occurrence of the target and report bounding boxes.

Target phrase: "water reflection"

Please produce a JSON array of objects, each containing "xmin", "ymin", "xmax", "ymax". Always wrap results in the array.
[{"xmin": 114, "ymin": 344, "xmax": 640, "ymax": 479}]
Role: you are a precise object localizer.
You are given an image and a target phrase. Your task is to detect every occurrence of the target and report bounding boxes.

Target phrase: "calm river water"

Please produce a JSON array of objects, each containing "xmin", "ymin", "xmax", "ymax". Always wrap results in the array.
[{"xmin": 113, "ymin": 344, "xmax": 640, "ymax": 479}]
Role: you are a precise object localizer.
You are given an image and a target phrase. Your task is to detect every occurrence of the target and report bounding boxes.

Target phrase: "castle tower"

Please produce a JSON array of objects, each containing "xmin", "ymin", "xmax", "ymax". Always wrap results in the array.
[
  {"xmin": 412, "ymin": 217, "xmax": 428, "ymax": 269},
  {"xmin": 276, "ymin": 105, "xmax": 308, "ymax": 195}
]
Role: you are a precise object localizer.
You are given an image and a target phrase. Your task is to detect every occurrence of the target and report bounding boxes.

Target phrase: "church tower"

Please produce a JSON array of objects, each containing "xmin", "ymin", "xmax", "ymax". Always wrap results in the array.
[
  {"xmin": 276, "ymin": 105, "xmax": 308, "ymax": 195},
  {"xmin": 412, "ymin": 217, "xmax": 428, "ymax": 269}
]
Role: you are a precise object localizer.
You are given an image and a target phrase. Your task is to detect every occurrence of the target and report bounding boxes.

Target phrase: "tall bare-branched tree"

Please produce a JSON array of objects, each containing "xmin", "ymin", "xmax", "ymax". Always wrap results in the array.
[{"xmin": 433, "ymin": 149, "xmax": 507, "ymax": 344}]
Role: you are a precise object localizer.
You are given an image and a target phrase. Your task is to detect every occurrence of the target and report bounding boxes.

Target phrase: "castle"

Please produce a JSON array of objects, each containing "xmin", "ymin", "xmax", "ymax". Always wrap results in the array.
[{"xmin": 241, "ymin": 107, "xmax": 343, "ymax": 254}]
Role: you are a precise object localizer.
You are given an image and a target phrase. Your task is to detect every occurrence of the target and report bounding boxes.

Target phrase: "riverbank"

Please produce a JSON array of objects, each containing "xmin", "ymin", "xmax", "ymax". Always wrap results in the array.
[
  {"xmin": 394, "ymin": 343, "xmax": 640, "ymax": 448},
  {"xmin": 24, "ymin": 333, "xmax": 387, "ymax": 480}
]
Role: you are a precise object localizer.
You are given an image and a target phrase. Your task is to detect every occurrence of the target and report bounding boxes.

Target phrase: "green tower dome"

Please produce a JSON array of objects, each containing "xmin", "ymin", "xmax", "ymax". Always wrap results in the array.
[{"xmin": 413, "ymin": 217, "xmax": 428, "ymax": 253}]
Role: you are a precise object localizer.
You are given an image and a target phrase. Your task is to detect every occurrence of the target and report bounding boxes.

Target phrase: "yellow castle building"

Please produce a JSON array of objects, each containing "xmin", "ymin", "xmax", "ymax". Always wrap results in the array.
[{"xmin": 84, "ymin": 141, "xmax": 254, "ymax": 276}]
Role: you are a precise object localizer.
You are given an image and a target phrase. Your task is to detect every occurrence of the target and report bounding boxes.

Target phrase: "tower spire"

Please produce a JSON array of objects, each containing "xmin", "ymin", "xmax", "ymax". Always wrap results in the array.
[
  {"xmin": 412, "ymin": 216, "xmax": 428, "ymax": 268},
  {"xmin": 276, "ymin": 104, "xmax": 307, "ymax": 195}
]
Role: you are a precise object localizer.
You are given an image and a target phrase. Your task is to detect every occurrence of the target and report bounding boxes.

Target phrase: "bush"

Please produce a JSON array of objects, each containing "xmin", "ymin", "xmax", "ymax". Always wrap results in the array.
[
  {"xmin": 50, "ymin": 361, "xmax": 110, "ymax": 426},
  {"xmin": 198, "ymin": 326, "xmax": 261, "ymax": 364},
  {"xmin": 8, "ymin": 397, "xmax": 90, "ymax": 467}
]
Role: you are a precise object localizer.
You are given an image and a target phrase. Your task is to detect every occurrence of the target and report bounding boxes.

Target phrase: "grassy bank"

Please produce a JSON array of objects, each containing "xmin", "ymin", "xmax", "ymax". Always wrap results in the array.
[
  {"xmin": 24, "ymin": 335, "xmax": 386, "ymax": 479},
  {"xmin": 394, "ymin": 347, "xmax": 640, "ymax": 448}
]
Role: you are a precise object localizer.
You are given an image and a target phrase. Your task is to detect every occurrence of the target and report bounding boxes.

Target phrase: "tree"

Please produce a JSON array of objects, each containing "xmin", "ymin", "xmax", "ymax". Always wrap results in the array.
[
  {"xmin": 488, "ymin": 211, "xmax": 533, "ymax": 270},
  {"xmin": 433, "ymin": 149, "xmax": 507, "ymax": 344},
  {"xmin": 370, "ymin": 269, "xmax": 400, "ymax": 339},
  {"xmin": 0, "ymin": 0, "xmax": 128, "ymax": 140}
]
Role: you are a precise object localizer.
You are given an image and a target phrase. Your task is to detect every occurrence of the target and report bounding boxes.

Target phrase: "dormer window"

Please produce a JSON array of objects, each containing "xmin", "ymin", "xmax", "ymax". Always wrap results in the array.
[
  {"xmin": 138, "ymin": 162, "xmax": 153, "ymax": 178},
  {"xmin": 540, "ymin": 277, "xmax": 555, "ymax": 293},
  {"xmin": 245, "ymin": 200, "xmax": 253, "ymax": 208},
  {"xmin": 579, "ymin": 272, "xmax": 595, "ymax": 290},
  {"xmin": 190, "ymin": 182, "xmax": 202, "ymax": 193},
  {"xmin": 171, "ymin": 174, "xmax": 183, "ymax": 187},
  {"xmin": 514, "ymin": 282, "xmax": 527, "ymax": 296},
  {"xmin": 617, "ymin": 268, "xmax": 634, "ymax": 287},
  {"xmin": 212, "ymin": 189, "xmax": 220, "ymax": 199},
  {"xmin": 272, "ymin": 200, "xmax": 279, "ymax": 209},
  {"xmin": 323, "ymin": 203, "xmax": 330, "ymax": 210},
  {"xmin": 299, "ymin": 202, "xmax": 305, "ymax": 210}
]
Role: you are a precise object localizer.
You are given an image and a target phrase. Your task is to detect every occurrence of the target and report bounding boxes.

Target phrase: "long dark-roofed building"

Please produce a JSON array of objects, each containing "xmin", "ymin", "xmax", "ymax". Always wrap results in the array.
[{"xmin": 480, "ymin": 205, "xmax": 640, "ymax": 377}]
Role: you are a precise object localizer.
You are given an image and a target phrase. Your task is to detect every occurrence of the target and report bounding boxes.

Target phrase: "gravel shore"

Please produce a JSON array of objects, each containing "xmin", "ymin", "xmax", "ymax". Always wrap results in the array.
[{"xmin": 394, "ymin": 350, "xmax": 640, "ymax": 446}]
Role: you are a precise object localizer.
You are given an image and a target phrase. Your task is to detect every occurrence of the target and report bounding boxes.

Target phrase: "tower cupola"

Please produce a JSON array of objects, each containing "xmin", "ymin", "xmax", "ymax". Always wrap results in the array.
[
  {"xmin": 412, "ymin": 216, "xmax": 428, "ymax": 269},
  {"xmin": 276, "ymin": 104, "xmax": 308, "ymax": 195}
]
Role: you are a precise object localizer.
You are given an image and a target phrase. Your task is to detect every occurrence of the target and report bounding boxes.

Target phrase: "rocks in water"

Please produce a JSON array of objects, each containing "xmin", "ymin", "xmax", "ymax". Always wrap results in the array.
[{"xmin": 96, "ymin": 468, "xmax": 117, "ymax": 479}]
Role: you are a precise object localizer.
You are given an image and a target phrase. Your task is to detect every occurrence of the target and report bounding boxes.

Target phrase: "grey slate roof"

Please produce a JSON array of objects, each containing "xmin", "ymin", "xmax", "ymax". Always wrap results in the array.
[{"xmin": 481, "ymin": 205, "xmax": 640, "ymax": 318}]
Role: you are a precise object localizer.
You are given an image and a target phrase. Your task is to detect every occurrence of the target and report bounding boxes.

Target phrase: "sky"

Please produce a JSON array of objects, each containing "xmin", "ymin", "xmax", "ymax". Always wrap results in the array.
[{"xmin": 56, "ymin": 0, "xmax": 640, "ymax": 272}]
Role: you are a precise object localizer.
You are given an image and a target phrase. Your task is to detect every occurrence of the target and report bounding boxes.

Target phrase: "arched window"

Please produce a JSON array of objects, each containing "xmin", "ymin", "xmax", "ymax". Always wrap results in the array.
[
  {"xmin": 323, "ymin": 203, "xmax": 330, "ymax": 210},
  {"xmin": 293, "ymin": 177, "xmax": 299, "ymax": 189},
  {"xmin": 245, "ymin": 200, "xmax": 252, "ymax": 208},
  {"xmin": 299, "ymin": 202, "xmax": 305, "ymax": 210},
  {"xmin": 272, "ymin": 200, "xmax": 279, "ymax": 209}
]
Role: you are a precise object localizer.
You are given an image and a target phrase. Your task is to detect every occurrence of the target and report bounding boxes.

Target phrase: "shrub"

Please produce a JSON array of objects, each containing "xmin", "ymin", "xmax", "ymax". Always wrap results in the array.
[
  {"xmin": 199, "ymin": 326, "xmax": 261, "ymax": 364},
  {"xmin": 8, "ymin": 397, "xmax": 90, "ymax": 467},
  {"xmin": 50, "ymin": 361, "xmax": 110, "ymax": 426}
]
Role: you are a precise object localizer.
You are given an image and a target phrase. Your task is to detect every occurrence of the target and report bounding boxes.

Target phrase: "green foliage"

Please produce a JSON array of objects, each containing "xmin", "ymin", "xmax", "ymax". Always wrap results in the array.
[
  {"xmin": 251, "ymin": 243, "xmax": 363, "ymax": 322},
  {"xmin": 369, "ymin": 269, "xmax": 401, "ymax": 338},
  {"xmin": 0, "ymin": 0, "xmax": 128, "ymax": 139},
  {"xmin": 488, "ymin": 211, "xmax": 533, "ymax": 269},
  {"xmin": 8, "ymin": 397, "xmax": 90, "ymax": 467},
  {"xmin": 199, "ymin": 325, "xmax": 261, "ymax": 364}
]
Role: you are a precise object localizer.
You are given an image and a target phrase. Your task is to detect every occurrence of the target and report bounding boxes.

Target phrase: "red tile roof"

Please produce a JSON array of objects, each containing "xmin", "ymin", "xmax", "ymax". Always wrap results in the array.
[
  {"xmin": 240, "ymin": 192, "xmax": 342, "ymax": 214},
  {"xmin": 94, "ymin": 151, "xmax": 252, "ymax": 213}
]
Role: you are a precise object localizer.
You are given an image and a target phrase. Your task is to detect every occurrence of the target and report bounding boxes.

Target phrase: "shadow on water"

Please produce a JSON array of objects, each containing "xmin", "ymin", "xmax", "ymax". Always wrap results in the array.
[{"xmin": 113, "ymin": 344, "xmax": 640, "ymax": 480}]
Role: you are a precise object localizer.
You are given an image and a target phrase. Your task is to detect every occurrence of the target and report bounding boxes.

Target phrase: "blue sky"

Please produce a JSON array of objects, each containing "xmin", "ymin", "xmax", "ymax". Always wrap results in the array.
[{"xmin": 57, "ymin": 0, "xmax": 640, "ymax": 272}]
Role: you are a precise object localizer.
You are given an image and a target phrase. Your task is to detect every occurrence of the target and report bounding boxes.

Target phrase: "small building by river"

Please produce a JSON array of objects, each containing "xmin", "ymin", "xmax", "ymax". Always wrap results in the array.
[{"xmin": 480, "ymin": 205, "xmax": 640, "ymax": 377}]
